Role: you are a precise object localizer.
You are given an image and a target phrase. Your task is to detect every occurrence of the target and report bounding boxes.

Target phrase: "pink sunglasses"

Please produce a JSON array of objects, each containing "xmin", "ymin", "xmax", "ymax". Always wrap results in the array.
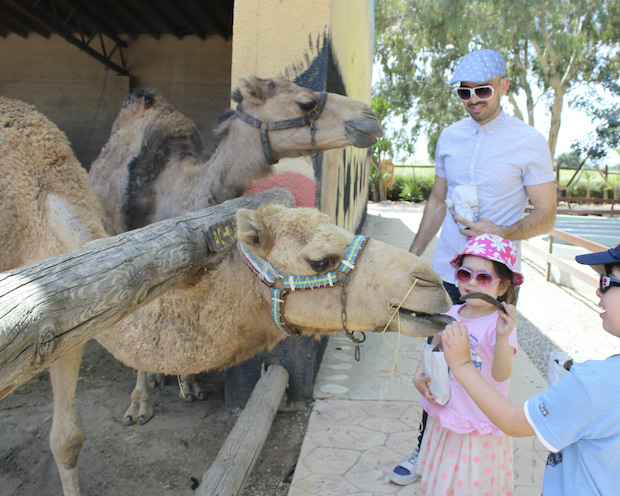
[{"xmin": 455, "ymin": 266, "xmax": 501, "ymax": 286}]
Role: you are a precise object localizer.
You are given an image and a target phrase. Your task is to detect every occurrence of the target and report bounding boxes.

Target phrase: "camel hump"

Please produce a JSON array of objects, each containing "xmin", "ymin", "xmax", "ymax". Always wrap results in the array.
[
  {"xmin": 120, "ymin": 90, "xmax": 204, "ymax": 231},
  {"xmin": 122, "ymin": 88, "xmax": 156, "ymax": 109}
]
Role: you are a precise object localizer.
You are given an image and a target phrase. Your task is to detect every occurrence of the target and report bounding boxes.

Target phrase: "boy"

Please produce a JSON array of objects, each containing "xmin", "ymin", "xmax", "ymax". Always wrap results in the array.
[{"xmin": 442, "ymin": 243, "xmax": 620, "ymax": 495}]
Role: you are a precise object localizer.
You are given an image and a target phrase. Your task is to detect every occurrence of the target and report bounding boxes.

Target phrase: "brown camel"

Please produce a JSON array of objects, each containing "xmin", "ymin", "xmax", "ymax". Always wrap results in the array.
[
  {"xmin": 1, "ymin": 95, "xmax": 452, "ymax": 496},
  {"xmin": 88, "ymin": 75, "xmax": 384, "ymax": 235},
  {"xmin": 88, "ymin": 75, "xmax": 385, "ymax": 403}
]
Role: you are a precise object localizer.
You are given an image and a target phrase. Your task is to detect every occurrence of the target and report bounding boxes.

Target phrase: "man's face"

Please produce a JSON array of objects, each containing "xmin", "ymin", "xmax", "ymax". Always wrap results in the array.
[{"xmin": 459, "ymin": 77, "xmax": 508, "ymax": 125}]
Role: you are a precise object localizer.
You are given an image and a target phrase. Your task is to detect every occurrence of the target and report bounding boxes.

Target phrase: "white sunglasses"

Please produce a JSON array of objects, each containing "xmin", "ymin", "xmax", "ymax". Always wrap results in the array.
[{"xmin": 455, "ymin": 85, "xmax": 495, "ymax": 102}]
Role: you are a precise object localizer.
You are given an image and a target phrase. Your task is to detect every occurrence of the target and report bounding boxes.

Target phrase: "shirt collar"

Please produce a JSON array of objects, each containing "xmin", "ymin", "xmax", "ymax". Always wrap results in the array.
[{"xmin": 468, "ymin": 109, "xmax": 506, "ymax": 135}]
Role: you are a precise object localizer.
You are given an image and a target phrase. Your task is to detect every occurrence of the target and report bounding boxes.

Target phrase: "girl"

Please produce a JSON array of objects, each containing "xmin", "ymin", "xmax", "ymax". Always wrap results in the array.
[
  {"xmin": 442, "ymin": 242, "xmax": 620, "ymax": 495},
  {"xmin": 414, "ymin": 233, "xmax": 521, "ymax": 495}
]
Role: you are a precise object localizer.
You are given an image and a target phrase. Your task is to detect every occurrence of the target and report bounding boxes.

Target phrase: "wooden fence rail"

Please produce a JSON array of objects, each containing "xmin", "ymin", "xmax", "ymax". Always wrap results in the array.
[
  {"xmin": 522, "ymin": 228, "xmax": 607, "ymax": 289},
  {"xmin": 0, "ymin": 188, "xmax": 294, "ymax": 400}
]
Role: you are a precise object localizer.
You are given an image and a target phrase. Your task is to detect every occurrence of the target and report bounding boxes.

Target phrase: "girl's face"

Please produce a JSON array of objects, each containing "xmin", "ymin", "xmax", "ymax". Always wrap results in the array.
[
  {"xmin": 598, "ymin": 265, "xmax": 620, "ymax": 337},
  {"xmin": 457, "ymin": 255, "xmax": 510, "ymax": 310}
]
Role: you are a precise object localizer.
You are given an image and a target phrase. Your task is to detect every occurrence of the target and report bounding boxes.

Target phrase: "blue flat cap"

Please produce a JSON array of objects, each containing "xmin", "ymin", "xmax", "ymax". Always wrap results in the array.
[{"xmin": 450, "ymin": 49, "xmax": 506, "ymax": 84}]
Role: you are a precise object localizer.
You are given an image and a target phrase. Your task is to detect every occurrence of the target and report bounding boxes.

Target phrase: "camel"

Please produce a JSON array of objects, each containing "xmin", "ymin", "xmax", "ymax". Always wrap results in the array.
[
  {"xmin": 88, "ymin": 74, "xmax": 385, "ymax": 403},
  {"xmin": 88, "ymin": 74, "xmax": 384, "ymax": 235},
  {"xmin": 1, "ymin": 94, "xmax": 452, "ymax": 496}
]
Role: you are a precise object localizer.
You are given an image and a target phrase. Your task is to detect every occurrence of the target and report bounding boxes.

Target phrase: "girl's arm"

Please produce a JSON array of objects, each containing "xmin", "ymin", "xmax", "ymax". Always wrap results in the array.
[
  {"xmin": 443, "ymin": 321, "xmax": 535, "ymax": 437},
  {"xmin": 491, "ymin": 303, "xmax": 517, "ymax": 382}
]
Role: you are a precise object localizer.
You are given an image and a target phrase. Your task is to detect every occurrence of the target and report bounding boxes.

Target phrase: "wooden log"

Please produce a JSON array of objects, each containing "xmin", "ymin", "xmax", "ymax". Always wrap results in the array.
[
  {"xmin": 0, "ymin": 188, "xmax": 295, "ymax": 399},
  {"xmin": 197, "ymin": 363, "xmax": 289, "ymax": 496}
]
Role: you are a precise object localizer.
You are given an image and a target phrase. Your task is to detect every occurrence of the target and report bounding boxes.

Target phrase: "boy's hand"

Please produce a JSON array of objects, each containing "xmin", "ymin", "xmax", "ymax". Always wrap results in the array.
[
  {"xmin": 442, "ymin": 322, "xmax": 472, "ymax": 369},
  {"xmin": 414, "ymin": 362, "xmax": 438, "ymax": 404},
  {"xmin": 496, "ymin": 303, "xmax": 517, "ymax": 337}
]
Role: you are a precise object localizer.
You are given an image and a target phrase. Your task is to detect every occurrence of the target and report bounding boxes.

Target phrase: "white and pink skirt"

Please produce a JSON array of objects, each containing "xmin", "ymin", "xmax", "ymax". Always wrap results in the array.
[{"xmin": 416, "ymin": 416, "xmax": 514, "ymax": 496}]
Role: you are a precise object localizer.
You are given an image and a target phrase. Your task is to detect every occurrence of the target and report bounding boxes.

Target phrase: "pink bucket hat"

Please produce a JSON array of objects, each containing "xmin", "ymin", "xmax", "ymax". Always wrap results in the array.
[{"xmin": 450, "ymin": 234, "xmax": 524, "ymax": 287}]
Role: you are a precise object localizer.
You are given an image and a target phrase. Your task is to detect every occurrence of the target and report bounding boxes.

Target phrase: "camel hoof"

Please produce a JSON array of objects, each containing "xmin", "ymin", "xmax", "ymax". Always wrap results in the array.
[{"xmin": 124, "ymin": 416, "xmax": 135, "ymax": 426}]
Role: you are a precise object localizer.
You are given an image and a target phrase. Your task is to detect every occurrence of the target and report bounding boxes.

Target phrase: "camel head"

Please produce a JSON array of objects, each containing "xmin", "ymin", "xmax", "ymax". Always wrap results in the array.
[
  {"xmin": 233, "ymin": 75, "xmax": 384, "ymax": 162},
  {"xmin": 236, "ymin": 204, "xmax": 452, "ymax": 339}
]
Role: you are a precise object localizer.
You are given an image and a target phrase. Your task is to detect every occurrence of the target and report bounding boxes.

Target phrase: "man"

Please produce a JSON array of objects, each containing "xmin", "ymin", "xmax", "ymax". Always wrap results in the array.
[{"xmin": 390, "ymin": 48, "xmax": 557, "ymax": 486}]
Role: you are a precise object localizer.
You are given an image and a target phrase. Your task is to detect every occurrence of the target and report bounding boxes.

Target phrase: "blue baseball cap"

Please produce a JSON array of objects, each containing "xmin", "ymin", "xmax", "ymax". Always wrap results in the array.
[
  {"xmin": 450, "ymin": 49, "xmax": 507, "ymax": 85},
  {"xmin": 575, "ymin": 242, "xmax": 620, "ymax": 274}
]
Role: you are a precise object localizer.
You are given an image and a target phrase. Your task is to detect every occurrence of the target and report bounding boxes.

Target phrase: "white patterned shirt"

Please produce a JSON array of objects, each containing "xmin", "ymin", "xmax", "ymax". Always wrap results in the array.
[{"xmin": 432, "ymin": 110, "xmax": 554, "ymax": 284}]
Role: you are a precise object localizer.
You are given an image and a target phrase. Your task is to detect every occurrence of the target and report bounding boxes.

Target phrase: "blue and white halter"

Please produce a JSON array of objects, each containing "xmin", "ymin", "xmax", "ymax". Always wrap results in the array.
[{"xmin": 238, "ymin": 235, "xmax": 369, "ymax": 340}]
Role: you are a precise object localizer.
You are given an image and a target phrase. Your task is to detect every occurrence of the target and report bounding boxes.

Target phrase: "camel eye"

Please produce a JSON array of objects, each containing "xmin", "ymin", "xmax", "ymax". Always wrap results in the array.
[
  {"xmin": 297, "ymin": 100, "xmax": 317, "ymax": 112},
  {"xmin": 308, "ymin": 257, "xmax": 335, "ymax": 273}
]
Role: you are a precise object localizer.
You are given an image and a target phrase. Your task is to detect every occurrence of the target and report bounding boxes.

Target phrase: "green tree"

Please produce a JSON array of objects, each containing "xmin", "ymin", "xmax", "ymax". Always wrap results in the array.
[
  {"xmin": 571, "ymin": 58, "xmax": 620, "ymax": 167},
  {"xmin": 374, "ymin": 0, "xmax": 620, "ymax": 171}
]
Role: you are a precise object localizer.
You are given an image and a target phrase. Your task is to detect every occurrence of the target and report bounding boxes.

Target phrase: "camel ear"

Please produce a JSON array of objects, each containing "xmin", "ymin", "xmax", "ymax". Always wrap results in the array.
[
  {"xmin": 236, "ymin": 208, "xmax": 273, "ymax": 256},
  {"xmin": 238, "ymin": 75, "xmax": 267, "ymax": 104}
]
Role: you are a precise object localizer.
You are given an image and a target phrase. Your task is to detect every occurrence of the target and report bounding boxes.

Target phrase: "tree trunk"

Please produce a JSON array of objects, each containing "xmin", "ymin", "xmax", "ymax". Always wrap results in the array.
[
  {"xmin": 548, "ymin": 80, "xmax": 564, "ymax": 181},
  {"xmin": 0, "ymin": 188, "xmax": 295, "ymax": 400}
]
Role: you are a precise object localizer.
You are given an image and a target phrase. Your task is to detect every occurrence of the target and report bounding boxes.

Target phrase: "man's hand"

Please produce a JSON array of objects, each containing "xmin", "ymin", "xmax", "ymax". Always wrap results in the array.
[
  {"xmin": 441, "ymin": 322, "xmax": 472, "ymax": 370},
  {"xmin": 455, "ymin": 215, "xmax": 501, "ymax": 237}
]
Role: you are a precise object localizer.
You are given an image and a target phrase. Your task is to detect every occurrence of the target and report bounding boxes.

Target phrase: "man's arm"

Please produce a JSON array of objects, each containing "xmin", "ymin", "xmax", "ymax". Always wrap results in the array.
[
  {"xmin": 456, "ymin": 181, "xmax": 557, "ymax": 240},
  {"xmin": 409, "ymin": 176, "xmax": 448, "ymax": 256},
  {"xmin": 442, "ymin": 322, "xmax": 535, "ymax": 437}
]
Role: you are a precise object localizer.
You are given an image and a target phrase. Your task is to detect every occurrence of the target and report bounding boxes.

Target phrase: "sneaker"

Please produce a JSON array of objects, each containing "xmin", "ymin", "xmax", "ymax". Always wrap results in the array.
[{"xmin": 390, "ymin": 449, "xmax": 420, "ymax": 485}]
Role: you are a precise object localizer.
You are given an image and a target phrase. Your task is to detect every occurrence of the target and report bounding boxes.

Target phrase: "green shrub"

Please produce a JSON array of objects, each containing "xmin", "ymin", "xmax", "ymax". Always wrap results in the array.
[
  {"xmin": 386, "ymin": 176, "xmax": 406, "ymax": 201},
  {"xmin": 386, "ymin": 176, "xmax": 434, "ymax": 202},
  {"xmin": 567, "ymin": 183, "xmax": 606, "ymax": 198}
]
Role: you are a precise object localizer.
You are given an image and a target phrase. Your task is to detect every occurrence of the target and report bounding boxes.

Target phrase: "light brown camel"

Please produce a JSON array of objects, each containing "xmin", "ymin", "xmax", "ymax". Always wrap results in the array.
[
  {"xmin": 88, "ymin": 74, "xmax": 385, "ymax": 403},
  {"xmin": 1, "ymin": 95, "xmax": 452, "ymax": 496}
]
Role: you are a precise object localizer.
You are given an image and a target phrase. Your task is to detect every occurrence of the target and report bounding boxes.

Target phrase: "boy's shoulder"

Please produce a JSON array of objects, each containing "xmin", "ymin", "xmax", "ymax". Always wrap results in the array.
[{"xmin": 570, "ymin": 355, "xmax": 620, "ymax": 392}]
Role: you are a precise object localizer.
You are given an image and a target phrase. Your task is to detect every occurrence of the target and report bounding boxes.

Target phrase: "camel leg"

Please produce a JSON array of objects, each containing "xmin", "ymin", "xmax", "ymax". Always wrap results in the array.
[
  {"xmin": 124, "ymin": 370, "xmax": 154, "ymax": 426},
  {"xmin": 178, "ymin": 374, "xmax": 206, "ymax": 402},
  {"xmin": 147, "ymin": 371, "xmax": 168, "ymax": 388},
  {"xmin": 49, "ymin": 344, "xmax": 86, "ymax": 496}
]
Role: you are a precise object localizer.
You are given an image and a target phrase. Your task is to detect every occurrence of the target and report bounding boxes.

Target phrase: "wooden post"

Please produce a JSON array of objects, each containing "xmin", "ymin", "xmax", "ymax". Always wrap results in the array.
[
  {"xmin": 196, "ymin": 363, "xmax": 289, "ymax": 496},
  {"xmin": 0, "ymin": 188, "xmax": 294, "ymax": 399}
]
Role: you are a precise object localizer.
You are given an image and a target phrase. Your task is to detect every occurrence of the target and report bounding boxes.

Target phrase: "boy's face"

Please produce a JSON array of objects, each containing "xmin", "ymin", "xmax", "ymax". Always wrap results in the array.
[{"xmin": 598, "ymin": 265, "xmax": 620, "ymax": 336}]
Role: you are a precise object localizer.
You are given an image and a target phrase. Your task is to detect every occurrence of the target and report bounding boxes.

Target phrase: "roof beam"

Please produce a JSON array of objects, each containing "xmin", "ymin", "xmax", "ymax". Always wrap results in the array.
[
  {"xmin": 194, "ymin": 0, "xmax": 232, "ymax": 40},
  {"xmin": 0, "ymin": 1, "xmax": 51, "ymax": 38},
  {"xmin": 4, "ymin": 0, "xmax": 128, "ymax": 75},
  {"xmin": 110, "ymin": 2, "xmax": 163, "ymax": 40},
  {"xmin": 63, "ymin": 0, "xmax": 135, "ymax": 43},
  {"xmin": 168, "ymin": 1, "xmax": 207, "ymax": 40}
]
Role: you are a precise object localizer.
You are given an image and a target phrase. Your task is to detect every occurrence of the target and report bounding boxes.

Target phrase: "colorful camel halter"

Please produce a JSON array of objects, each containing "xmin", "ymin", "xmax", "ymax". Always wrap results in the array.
[
  {"xmin": 234, "ymin": 91, "xmax": 328, "ymax": 165},
  {"xmin": 238, "ymin": 234, "xmax": 369, "ymax": 342}
]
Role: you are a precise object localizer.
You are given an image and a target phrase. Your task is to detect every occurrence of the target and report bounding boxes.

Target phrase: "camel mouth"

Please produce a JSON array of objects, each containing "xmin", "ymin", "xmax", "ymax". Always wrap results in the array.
[
  {"xmin": 396, "ymin": 308, "xmax": 456, "ymax": 331},
  {"xmin": 344, "ymin": 119, "xmax": 385, "ymax": 147}
]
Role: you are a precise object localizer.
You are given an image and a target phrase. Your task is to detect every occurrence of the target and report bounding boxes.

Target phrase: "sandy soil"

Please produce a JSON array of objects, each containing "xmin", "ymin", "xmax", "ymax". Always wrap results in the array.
[{"xmin": 0, "ymin": 340, "xmax": 311, "ymax": 496}]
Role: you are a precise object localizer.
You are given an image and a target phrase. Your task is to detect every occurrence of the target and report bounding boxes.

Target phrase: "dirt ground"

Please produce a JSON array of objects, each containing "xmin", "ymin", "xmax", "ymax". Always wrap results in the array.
[{"xmin": 0, "ymin": 340, "xmax": 311, "ymax": 496}]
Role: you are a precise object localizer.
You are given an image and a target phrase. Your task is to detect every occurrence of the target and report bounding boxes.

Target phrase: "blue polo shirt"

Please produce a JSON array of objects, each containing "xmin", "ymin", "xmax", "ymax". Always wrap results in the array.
[{"xmin": 524, "ymin": 355, "xmax": 620, "ymax": 495}]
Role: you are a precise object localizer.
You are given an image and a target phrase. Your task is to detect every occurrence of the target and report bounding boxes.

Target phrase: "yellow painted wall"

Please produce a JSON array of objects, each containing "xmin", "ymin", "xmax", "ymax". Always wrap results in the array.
[{"xmin": 231, "ymin": 0, "xmax": 375, "ymax": 232}]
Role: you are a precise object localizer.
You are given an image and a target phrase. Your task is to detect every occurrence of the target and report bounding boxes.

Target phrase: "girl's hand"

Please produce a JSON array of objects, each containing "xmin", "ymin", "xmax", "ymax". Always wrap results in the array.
[
  {"xmin": 442, "ymin": 321, "xmax": 472, "ymax": 370},
  {"xmin": 496, "ymin": 303, "xmax": 517, "ymax": 338},
  {"xmin": 414, "ymin": 361, "xmax": 438, "ymax": 404}
]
